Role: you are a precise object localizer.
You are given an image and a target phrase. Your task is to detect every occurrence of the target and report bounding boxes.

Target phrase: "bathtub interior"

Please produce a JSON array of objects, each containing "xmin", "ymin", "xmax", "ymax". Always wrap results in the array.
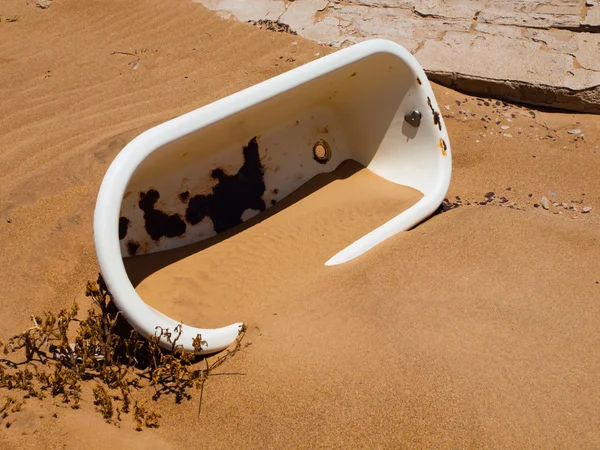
[{"xmin": 117, "ymin": 51, "xmax": 445, "ymax": 258}]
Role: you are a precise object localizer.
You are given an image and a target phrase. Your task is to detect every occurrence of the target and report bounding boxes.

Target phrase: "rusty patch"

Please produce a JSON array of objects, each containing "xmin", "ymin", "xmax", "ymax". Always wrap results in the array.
[
  {"xmin": 127, "ymin": 241, "xmax": 140, "ymax": 256},
  {"xmin": 427, "ymin": 96, "xmax": 442, "ymax": 131},
  {"xmin": 416, "ymin": 77, "xmax": 422, "ymax": 85},
  {"xmin": 349, "ymin": 72, "xmax": 357, "ymax": 78},
  {"xmin": 185, "ymin": 136, "xmax": 266, "ymax": 234},
  {"xmin": 178, "ymin": 191, "xmax": 190, "ymax": 203},
  {"xmin": 119, "ymin": 217, "xmax": 130, "ymax": 240},
  {"xmin": 139, "ymin": 189, "xmax": 186, "ymax": 241},
  {"xmin": 439, "ymin": 138, "xmax": 448, "ymax": 156}
]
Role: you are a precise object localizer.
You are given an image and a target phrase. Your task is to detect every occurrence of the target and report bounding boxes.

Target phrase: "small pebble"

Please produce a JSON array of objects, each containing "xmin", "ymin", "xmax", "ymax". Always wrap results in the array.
[
  {"xmin": 503, "ymin": 133, "xmax": 512, "ymax": 138},
  {"xmin": 582, "ymin": 207, "xmax": 592, "ymax": 213},
  {"xmin": 501, "ymin": 125, "xmax": 510, "ymax": 130},
  {"xmin": 568, "ymin": 129, "xmax": 581, "ymax": 135},
  {"xmin": 540, "ymin": 196, "xmax": 550, "ymax": 210},
  {"xmin": 36, "ymin": 0, "xmax": 51, "ymax": 8},
  {"xmin": 444, "ymin": 105, "xmax": 451, "ymax": 110}
]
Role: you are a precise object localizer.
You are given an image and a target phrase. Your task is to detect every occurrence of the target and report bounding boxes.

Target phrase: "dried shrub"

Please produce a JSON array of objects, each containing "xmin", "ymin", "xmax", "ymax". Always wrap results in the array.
[{"xmin": 0, "ymin": 274, "xmax": 246, "ymax": 430}]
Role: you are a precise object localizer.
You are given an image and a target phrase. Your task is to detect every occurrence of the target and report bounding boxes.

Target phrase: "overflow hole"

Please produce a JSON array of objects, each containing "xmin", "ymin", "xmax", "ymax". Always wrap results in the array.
[{"xmin": 313, "ymin": 140, "xmax": 331, "ymax": 164}]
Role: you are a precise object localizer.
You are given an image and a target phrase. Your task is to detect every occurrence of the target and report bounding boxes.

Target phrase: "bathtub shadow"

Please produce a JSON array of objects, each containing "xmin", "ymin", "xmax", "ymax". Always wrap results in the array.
[{"xmin": 124, "ymin": 159, "xmax": 361, "ymax": 287}]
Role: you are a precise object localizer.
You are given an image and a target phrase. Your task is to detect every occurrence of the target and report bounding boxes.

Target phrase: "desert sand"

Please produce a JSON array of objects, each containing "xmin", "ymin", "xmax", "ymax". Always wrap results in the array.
[{"xmin": 1, "ymin": 0, "xmax": 600, "ymax": 448}]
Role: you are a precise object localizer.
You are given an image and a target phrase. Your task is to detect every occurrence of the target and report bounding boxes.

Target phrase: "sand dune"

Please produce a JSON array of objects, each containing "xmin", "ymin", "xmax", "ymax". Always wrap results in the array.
[{"xmin": 1, "ymin": 0, "xmax": 600, "ymax": 447}]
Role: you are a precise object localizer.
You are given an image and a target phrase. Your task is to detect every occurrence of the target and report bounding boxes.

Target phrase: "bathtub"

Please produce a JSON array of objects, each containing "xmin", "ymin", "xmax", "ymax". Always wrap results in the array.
[{"xmin": 93, "ymin": 39, "xmax": 452, "ymax": 354}]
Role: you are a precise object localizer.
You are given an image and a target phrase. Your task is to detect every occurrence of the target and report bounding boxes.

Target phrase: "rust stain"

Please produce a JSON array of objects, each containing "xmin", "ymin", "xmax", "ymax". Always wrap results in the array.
[
  {"xmin": 439, "ymin": 138, "xmax": 448, "ymax": 156},
  {"xmin": 349, "ymin": 72, "xmax": 357, "ymax": 78},
  {"xmin": 123, "ymin": 191, "xmax": 132, "ymax": 199},
  {"xmin": 427, "ymin": 96, "xmax": 442, "ymax": 131},
  {"xmin": 185, "ymin": 136, "xmax": 266, "ymax": 234},
  {"xmin": 119, "ymin": 217, "xmax": 130, "ymax": 240},
  {"xmin": 416, "ymin": 77, "xmax": 422, "ymax": 85},
  {"xmin": 181, "ymin": 152, "xmax": 188, "ymax": 158},
  {"xmin": 126, "ymin": 241, "xmax": 140, "ymax": 256},
  {"xmin": 178, "ymin": 191, "xmax": 190, "ymax": 203},
  {"xmin": 139, "ymin": 189, "xmax": 186, "ymax": 241}
]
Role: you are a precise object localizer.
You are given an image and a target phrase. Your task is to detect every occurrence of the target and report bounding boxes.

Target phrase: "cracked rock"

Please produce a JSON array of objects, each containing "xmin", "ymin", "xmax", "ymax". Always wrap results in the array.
[{"xmin": 196, "ymin": 0, "xmax": 600, "ymax": 114}]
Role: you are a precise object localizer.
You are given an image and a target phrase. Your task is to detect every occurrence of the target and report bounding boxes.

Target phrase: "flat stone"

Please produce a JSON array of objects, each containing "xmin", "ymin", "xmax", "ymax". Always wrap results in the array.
[
  {"xmin": 195, "ymin": 0, "xmax": 600, "ymax": 113},
  {"xmin": 583, "ymin": 6, "xmax": 600, "ymax": 28}
]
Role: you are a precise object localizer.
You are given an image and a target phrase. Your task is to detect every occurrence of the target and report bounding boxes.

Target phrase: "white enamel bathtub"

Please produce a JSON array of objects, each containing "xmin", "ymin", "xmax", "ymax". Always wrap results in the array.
[{"xmin": 93, "ymin": 39, "xmax": 452, "ymax": 354}]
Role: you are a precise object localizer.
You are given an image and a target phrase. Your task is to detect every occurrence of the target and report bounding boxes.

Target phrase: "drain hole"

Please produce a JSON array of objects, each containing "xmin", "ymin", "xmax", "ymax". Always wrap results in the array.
[{"xmin": 313, "ymin": 140, "xmax": 331, "ymax": 164}]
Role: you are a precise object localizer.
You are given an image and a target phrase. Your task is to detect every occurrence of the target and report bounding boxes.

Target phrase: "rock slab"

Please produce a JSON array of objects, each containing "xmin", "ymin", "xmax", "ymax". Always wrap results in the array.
[{"xmin": 196, "ymin": 0, "xmax": 600, "ymax": 113}]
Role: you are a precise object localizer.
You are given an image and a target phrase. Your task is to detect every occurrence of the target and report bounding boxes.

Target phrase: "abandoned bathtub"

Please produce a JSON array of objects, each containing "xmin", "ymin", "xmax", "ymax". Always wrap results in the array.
[{"xmin": 93, "ymin": 39, "xmax": 452, "ymax": 354}]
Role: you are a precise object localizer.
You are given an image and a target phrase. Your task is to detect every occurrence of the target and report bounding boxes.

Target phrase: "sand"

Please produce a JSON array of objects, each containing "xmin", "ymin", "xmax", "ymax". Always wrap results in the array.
[
  {"xmin": 1, "ymin": 0, "xmax": 600, "ymax": 447},
  {"xmin": 133, "ymin": 161, "xmax": 423, "ymax": 329}
]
